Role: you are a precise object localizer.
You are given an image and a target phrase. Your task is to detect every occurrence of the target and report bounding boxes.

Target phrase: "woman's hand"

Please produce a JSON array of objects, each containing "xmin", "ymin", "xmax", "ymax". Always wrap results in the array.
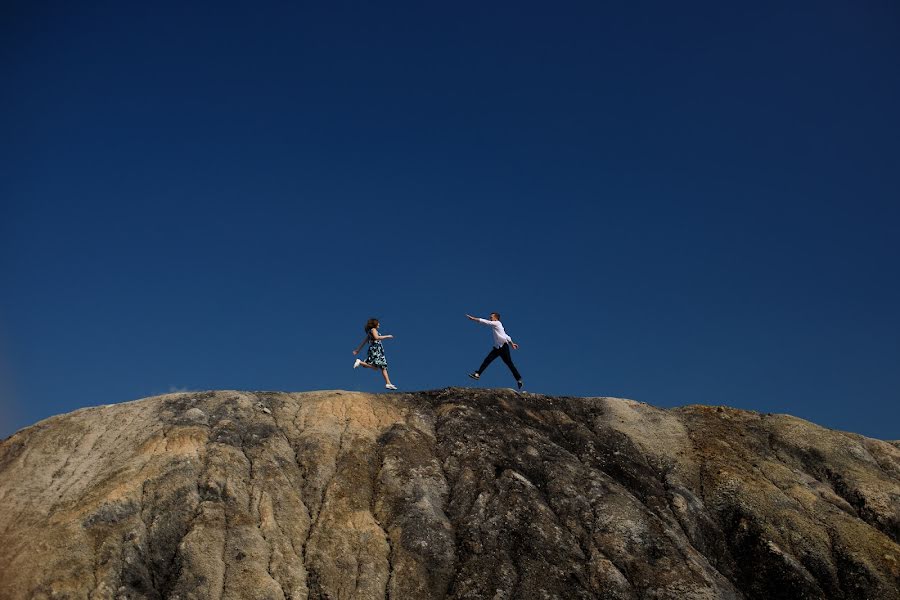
[{"xmin": 352, "ymin": 350, "xmax": 359, "ymax": 355}]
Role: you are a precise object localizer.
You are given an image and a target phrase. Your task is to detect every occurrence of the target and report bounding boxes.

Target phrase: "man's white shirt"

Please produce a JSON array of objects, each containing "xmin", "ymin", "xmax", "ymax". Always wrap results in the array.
[{"xmin": 477, "ymin": 318, "xmax": 513, "ymax": 348}]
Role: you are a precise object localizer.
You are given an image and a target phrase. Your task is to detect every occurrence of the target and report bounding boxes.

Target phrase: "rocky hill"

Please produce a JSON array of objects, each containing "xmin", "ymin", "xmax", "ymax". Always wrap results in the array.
[{"xmin": 0, "ymin": 389, "xmax": 898, "ymax": 599}]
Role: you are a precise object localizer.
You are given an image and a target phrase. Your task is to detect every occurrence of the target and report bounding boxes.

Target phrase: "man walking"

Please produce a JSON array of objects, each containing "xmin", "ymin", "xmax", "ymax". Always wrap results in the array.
[{"xmin": 466, "ymin": 312, "xmax": 523, "ymax": 390}]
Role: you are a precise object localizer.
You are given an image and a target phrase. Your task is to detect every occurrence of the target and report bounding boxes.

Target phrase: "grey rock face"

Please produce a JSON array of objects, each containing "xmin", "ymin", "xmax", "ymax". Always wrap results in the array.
[{"xmin": 0, "ymin": 389, "xmax": 897, "ymax": 599}]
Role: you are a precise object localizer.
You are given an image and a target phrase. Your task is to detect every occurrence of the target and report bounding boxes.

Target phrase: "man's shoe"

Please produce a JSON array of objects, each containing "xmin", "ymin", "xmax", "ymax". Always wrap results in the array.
[
  {"xmin": 517, "ymin": 380, "xmax": 524, "ymax": 390},
  {"xmin": 468, "ymin": 372, "xmax": 480, "ymax": 380}
]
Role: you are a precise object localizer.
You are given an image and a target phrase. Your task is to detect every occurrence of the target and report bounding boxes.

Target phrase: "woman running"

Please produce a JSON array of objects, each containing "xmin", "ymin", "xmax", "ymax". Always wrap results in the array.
[{"xmin": 353, "ymin": 318, "xmax": 398, "ymax": 390}]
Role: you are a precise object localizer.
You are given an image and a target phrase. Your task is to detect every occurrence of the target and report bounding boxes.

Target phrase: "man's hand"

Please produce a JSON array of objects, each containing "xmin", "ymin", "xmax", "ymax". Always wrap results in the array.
[
  {"xmin": 511, "ymin": 342, "xmax": 519, "ymax": 350},
  {"xmin": 466, "ymin": 314, "xmax": 478, "ymax": 321}
]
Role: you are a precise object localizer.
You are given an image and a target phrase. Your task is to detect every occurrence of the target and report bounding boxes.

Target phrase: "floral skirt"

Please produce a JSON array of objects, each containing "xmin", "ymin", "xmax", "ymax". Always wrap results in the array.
[{"xmin": 366, "ymin": 340, "xmax": 388, "ymax": 369}]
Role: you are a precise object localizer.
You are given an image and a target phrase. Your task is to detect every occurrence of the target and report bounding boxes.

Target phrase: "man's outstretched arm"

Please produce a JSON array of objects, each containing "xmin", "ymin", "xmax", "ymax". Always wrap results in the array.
[{"xmin": 466, "ymin": 314, "xmax": 495, "ymax": 326}]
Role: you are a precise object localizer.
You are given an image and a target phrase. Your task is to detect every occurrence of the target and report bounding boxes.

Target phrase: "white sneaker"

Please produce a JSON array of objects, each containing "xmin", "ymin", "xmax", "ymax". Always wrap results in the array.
[
  {"xmin": 353, "ymin": 359, "xmax": 361, "ymax": 369},
  {"xmin": 385, "ymin": 384, "xmax": 398, "ymax": 390}
]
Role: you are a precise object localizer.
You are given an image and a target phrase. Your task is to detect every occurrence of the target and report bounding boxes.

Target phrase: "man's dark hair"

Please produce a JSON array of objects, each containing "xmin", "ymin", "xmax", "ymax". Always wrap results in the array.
[{"xmin": 491, "ymin": 312, "xmax": 501, "ymax": 320}]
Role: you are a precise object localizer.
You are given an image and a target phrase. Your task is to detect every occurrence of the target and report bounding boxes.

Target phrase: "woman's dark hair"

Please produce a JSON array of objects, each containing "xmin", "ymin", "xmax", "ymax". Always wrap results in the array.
[{"xmin": 365, "ymin": 318, "xmax": 379, "ymax": 337}]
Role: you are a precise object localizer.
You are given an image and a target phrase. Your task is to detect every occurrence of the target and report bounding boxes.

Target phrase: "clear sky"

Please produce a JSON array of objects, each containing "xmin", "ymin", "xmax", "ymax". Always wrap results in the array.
[{"xmin": 2, "ymin": 1, "xmax": 898, "ymax": 440}]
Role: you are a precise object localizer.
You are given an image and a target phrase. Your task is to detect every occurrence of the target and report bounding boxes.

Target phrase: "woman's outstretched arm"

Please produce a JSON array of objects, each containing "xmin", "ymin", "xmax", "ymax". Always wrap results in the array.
[{"xmin": 353, "ymin": 336, "xmax": 368, "ymax": 355}]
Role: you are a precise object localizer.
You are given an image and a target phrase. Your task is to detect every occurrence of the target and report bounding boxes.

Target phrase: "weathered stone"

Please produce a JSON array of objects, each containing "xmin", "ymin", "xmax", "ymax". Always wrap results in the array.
[{"xmin": 0, "ymin": 388, "xmax": 897, "ymax": 599}]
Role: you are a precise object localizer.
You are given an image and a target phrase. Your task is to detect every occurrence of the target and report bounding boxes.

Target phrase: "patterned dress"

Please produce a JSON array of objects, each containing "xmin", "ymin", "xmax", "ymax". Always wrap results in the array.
[{"xmin": 366, "ymin": 336, "xmax": 388, "ymax": 369}]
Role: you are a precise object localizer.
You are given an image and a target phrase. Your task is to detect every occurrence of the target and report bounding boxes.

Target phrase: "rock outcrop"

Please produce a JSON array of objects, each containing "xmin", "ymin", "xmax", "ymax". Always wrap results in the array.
[{"xmin": 0, "ymin": 388, "xmax": 898, "ymax": 599}]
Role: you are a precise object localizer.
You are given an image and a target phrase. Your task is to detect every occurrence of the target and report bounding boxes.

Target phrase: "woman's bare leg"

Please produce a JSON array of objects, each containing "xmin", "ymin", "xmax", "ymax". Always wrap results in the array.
[
  {"xmin": 359, "ymin": 361, "xmax": 379, "ymax": 370},
  {"xmin": 381, "ymin": 369, "xmax": 393, "ymax": 385}
]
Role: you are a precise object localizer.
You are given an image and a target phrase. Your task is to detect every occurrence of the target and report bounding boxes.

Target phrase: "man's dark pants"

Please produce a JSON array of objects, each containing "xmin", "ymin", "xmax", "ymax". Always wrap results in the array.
[{"xmin": 476, "ymin": 343, "xmax": 522, "ymax": 381}]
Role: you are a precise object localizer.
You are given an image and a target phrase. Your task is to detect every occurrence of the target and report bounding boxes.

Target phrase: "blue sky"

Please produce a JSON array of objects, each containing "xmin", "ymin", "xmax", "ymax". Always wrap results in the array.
[{"xmin": 2, "ymin": 1, "xmax": 898, "ymax": 440}]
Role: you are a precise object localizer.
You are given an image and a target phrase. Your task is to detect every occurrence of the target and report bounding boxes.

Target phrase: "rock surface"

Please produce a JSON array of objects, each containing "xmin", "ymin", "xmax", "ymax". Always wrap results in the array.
[{"xmin": 0, "ymin": 388, "xmax": 898, "ymax": 599}]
